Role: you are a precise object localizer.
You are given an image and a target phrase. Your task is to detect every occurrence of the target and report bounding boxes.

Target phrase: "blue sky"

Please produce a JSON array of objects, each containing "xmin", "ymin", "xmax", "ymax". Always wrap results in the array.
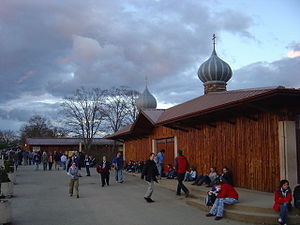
[
  {"xmin": 0, "ymin": 0, "xmax": 299, "ymax": 132},
  {"xmin": 215, "ymin": 0, "xmax": 300, "ymax": 69}
]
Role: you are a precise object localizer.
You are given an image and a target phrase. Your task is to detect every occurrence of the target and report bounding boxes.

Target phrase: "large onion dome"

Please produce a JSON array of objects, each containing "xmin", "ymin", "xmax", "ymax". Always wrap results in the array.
[
  {"xmin": 198, "ymin": 34, "xmax": 232, "ymax": 94},
  {"xmin": 136, "ymin": 85, "xmax": 157, "ymax": 110}
]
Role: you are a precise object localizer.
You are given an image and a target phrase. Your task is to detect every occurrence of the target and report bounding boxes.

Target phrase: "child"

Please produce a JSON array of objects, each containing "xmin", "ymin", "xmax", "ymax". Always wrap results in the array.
[
  {"xmin": 68, "ymin": 162, "xmax": 81, "ymax": 198},
  {"xmin": 165, "ymin": 164, "xmax": 175, "ymax": 179},
  {"xmin": 205, "ymin": 184, "xmax": 221, "ymax": 206},
  {"xmin": 206, "ymin": 179, "xmax": 238, "ymax": 220},
  {"xmin": 273, "ymin": 180, "xmax": 292, "ymax": 225}
]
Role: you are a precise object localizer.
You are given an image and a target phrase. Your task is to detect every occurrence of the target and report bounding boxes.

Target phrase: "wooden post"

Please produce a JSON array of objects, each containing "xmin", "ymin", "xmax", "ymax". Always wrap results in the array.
[{"xmin": 278, "ymin": 121, "xmax": 298, "ymax": 189}]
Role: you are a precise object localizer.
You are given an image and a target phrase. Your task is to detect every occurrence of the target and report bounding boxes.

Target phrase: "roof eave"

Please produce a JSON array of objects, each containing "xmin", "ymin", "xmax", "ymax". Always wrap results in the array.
[{"xmin": 156, "ymin": 89, "xmax": 297, "ymax": 126}]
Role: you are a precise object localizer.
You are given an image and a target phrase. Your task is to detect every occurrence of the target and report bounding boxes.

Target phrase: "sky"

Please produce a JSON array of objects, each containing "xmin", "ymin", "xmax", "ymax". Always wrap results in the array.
[{"xmin": 0, "ymin": 0, "xmax": 299, "ymax": 132}]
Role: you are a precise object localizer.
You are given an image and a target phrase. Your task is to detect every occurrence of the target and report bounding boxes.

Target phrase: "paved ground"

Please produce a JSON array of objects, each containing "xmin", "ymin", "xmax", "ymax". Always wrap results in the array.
[{"xmin": 11, "ymin": 165, "xmax": 250, "ymax": 225}]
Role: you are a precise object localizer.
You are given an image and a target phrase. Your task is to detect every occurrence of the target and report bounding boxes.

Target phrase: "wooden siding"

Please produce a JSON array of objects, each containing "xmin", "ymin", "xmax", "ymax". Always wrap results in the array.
[
  {"xmin": 296, "ymin": 115, "xmax": 300, "ymax": 183},
  {"xmin": 125, "ymin": 112, "xmax": 284, "ymax": 192}
]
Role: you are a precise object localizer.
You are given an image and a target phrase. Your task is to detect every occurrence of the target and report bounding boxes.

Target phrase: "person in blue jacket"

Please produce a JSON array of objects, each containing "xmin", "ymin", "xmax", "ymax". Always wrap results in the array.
[{"xmin": 112, "ymin": 152, "xmax": 124, "ymax": 183}]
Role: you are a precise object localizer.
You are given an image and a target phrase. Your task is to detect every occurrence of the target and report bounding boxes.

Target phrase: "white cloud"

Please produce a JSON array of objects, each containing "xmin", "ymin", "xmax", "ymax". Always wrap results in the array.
[{"xmin": 287, "ymin": 50, "xmax": 300, "ymax": 58}]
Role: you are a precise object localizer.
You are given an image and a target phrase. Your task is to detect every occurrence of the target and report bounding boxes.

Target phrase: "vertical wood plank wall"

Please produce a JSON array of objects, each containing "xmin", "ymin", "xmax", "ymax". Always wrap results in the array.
[{"xmin": 125, "ymin": 112, "xmax": 281, "ymax": 192}]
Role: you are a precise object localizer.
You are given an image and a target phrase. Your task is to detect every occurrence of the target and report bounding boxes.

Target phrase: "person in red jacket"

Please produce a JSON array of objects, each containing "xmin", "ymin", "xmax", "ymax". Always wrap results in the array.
[
  {"xmin": 174, "ymin": 150, "xmax": 190, "ymax": 197},
  {"xmin": 206, "ymin": 179, "xmax": 239, "ymax": 220},
  {"xmin": 273, "ymin": 180, "xmax": 292, "ymax": 225}
]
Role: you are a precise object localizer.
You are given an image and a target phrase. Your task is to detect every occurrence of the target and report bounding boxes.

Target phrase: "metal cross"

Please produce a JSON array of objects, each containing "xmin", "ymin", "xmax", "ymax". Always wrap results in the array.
[{"xmin": 212, "ymin": 33, "xmax": 216, "ymax": 45}]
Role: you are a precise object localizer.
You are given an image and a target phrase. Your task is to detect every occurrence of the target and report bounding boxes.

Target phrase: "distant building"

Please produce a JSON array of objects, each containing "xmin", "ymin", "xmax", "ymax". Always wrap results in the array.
[
  {"xmin": 25, "ymin": 138, "xmax": 122, "ymax": 160},
  {"xmin": 108, "ymin": 36, "xmax": 300, "ymax": 192}
]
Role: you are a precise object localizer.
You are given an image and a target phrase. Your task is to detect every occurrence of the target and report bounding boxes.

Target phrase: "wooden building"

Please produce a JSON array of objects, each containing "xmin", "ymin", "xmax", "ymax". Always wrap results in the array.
[
  {"xmin": 25, "ymin": 138, "xmax": 122, "ymax": 160},
  {"xmin": 108, "ymin": 39, "xmax": 300, "ymax": 192}
]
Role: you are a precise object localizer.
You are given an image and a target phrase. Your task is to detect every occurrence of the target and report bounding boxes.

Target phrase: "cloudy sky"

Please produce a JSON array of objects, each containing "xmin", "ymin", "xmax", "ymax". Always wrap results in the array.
[{"xmin": 0, "ymin": 0, "xmax": 299, "ymax": 131}]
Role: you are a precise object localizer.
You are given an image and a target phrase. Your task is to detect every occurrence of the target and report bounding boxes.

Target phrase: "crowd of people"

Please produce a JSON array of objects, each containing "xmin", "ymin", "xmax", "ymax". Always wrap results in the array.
[
  {"xmin": 138, "ymin": 148, "xmax": 300, "ymax": 224},
  {"xmin": 2, "ymin": 147, "xmax": 300, "ymax": 224}
]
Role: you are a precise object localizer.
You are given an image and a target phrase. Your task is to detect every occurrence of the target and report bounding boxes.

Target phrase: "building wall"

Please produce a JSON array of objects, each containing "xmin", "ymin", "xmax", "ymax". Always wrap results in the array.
[{"xmin": 125, "ymin": 112, "xmax": 284, "ymax": 192}]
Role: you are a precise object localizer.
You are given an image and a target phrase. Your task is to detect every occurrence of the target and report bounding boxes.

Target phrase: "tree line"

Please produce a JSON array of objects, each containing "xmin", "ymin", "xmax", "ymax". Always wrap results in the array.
[{"xmin": 0, "ymin": 86, "xmax": 140, "ymax": 152}]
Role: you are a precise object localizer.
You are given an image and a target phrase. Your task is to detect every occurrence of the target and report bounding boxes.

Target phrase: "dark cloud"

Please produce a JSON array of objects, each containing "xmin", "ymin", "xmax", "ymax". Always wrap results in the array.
[
  {"xmin": 0, "ymin": 0, "xmax": 267, "ymax": 131},
  {"xmin": 229, "ymin": 56, "xmax": 300, "ymax": 90}
]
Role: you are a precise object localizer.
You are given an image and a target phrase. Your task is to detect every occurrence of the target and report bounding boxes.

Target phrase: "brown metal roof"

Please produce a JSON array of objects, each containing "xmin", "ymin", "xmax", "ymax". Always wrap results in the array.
[
  {"xmin": 26, "ymin": 138, "xmax": 119, "ymax": 146},
  {"xmin": 156, "ymin": 87, "xmax": 298, "ymax": 125},
  {"xmin": 105, "ymin": 124, "xmax": 133, "ymax": 139},
  {"xmin": 106, "ymin": 87, "xmax": 300, "ymax": 139},
  {"xmin": 142, "ymin": 109, "xmax": 165, "ymax": 124},
  {"xmin": 106, "ymin": 109, "xmax": 165, "ymax": 139}
]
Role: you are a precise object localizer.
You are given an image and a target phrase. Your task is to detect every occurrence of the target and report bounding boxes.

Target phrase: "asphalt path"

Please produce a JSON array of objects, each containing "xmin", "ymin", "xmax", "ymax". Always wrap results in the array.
[{"xmin": 10, "ymin": 165, "xmax": 249, "ymax": 225}]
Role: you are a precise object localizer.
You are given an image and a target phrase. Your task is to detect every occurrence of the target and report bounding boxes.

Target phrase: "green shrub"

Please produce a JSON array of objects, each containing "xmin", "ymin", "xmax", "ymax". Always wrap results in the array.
[
  {"xmin": 4, "ymin": 159, "xmax": 14, "ymax": 173},
  {"xmin": 0, "ymin": 166, "xmax": 10, "ymax": 183}
]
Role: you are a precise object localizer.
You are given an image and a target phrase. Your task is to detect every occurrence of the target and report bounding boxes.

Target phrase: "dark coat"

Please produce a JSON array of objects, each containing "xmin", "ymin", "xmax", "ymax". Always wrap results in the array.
[
  {"xmin": 97, "ymin": 161, "xmax": 111, "ymax": 174},
  {"xmin": 221, "ymin": 172, "xmax": 233, "ymax": 186},
  {"xmin": 141, "ymin": 159, "xmax": 159, "ymax": 182}
]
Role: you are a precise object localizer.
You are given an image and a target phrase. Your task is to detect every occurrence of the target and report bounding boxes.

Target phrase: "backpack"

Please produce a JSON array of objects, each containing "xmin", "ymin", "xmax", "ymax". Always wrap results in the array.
[
  {"xmin": 205, "ymin": 194, "xmax": 216, "ymax": 206},
  {"xmin": 294, "ymin": 184, "xmax": 300, "ymax": 208}
]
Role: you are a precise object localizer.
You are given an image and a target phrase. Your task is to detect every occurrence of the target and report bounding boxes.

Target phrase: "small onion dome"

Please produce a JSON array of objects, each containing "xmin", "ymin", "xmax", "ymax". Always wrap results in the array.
[
  {"xmin": 136, "ymin": 86, "xmax": 157, "ymax": 110},
  {"xmin": 198, "ymin": 46, "xmax": 232, "ymax": 84}
]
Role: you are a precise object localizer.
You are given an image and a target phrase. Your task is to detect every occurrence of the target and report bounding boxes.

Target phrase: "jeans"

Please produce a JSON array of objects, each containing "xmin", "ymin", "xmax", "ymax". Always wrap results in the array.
[
  {"xmin": 279, "ymin": 202, "xmax": 289, "ymax": 224},
  {"xmin": 115, "ymin": 169, "xmax": 123, "ymax": 182},
  {"xmin": 176, "ymin": 173, "xmax": 189, "ymax": 194},
  {"xmin": 157, "ymin": 163, "xmax": 163, "ymax": 178},
  {"xmin": 43, "ymin": 162, "xmax": 47, "ymax": 171},
  {"xmin": 35, "ymin": 163, "xmax": 39, "ymax": 171},
  {"xmin": 85, "ymin": 165, "xmax": 90, "ymax": 176},
  {"xmin": 61, "ymin": 162, "xmax": 66, "ymax": 170},
  {"xmin": 209, "ymin": 198, "xmax": 238, "ymax": 217}
]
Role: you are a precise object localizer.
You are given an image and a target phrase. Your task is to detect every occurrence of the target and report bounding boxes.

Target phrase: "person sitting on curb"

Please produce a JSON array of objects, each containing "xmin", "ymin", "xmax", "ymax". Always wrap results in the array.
[
  {"xmin": 184, "ymin": 167, "xmax": 197, "ymax": 181},
  {"xmin": 165, "ymin": 164, "xmax": 175, "ymax": 179},
  {"xmin": 206, "ymin": 179, "xmax": 239, "ymax": 220},
  {"xmin": 205, "ymin": 184, "xmax": 221, "ymax": 206},
  {"xmin": 192, "ymin": 167, "xmax": 217, "ymax": 186},
  {"xmin": 294, "ymin": 183, "xmax": 300, "ymax": 209},
  {"xmin": 273, "ymin": 180, "xmax": 292, "ymax": 225}
]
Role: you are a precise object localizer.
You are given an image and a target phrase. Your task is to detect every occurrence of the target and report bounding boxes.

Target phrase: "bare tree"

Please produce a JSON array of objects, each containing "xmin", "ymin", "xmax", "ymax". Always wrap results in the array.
[
  {"xmin": 60, "ymin": 87, "xmax": 106, "ymax": 153},
  {"xmin": 103, "ymin": 87, "xmax": 140, "ymax": 133},
  {"xmin": 0, "ymin": 130, "xmax": 18, "ymax": 147},
  {"xmin": 125, "ymin": 88, "xmax": 140, "ymax": 123},
  {"xmin": 19, "ymin": 115, "xmax": 64, "ymax": 145}
]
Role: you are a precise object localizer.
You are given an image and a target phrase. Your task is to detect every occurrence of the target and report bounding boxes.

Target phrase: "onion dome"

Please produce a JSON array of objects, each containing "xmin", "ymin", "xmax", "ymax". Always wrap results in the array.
[
  {"xmin": 198, "ymin": 34, "xmax": 232, "ymax": 94},
  {"xmin": 136, "ymin": 83, "xmax": 157, "ymax": 110}
]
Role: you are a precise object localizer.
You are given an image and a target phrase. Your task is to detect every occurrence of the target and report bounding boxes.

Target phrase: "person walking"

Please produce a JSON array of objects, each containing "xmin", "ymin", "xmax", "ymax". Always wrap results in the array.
[
  {"xmin": 84, "ymin": 154, "xmax": 91, "ymax": 176},
  {"xmin": 54, "ymin": 151, "xmax": 60, "ymax": 170},
  {"xmin": 156, "ymin": 149, "xmax": 165, "ymax": 179},
  {"xmin": 60, "ymin": 154, "xmax": 67, "ymax": 170},
  {"xmin": 33, "ymin": 152, "xmax": 41, "ymax": 171},
  {"xmin": 68, "ymin": 162, "xmax": 80, "ymax": 198},
  {"xmin": 141, "ymin": 152, "xmax": 159, "ymax": 203},
  {"xmin": 48, "ymin": 153, "xmax": 54, "ymax": 170},
  {"xmin": 112, "ymin": 152, "xmax": 124, "ymax": 183},
  {"xmin": 41, "ymin": 151, "xmax": 48, "ymax": 171},
  {"xmin": 97, "ymin": 156, "xmax": 111, "ymax": 187},
  {"xmin": 174, "ymin": 150, "xmax": 190, "ymax": 197}
]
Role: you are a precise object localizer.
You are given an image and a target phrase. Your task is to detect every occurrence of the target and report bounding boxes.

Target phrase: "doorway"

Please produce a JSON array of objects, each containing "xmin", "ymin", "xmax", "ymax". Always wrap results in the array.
[{"xmin": 156, "ymin": 137, "xmax": 175, "ymax": 166}]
